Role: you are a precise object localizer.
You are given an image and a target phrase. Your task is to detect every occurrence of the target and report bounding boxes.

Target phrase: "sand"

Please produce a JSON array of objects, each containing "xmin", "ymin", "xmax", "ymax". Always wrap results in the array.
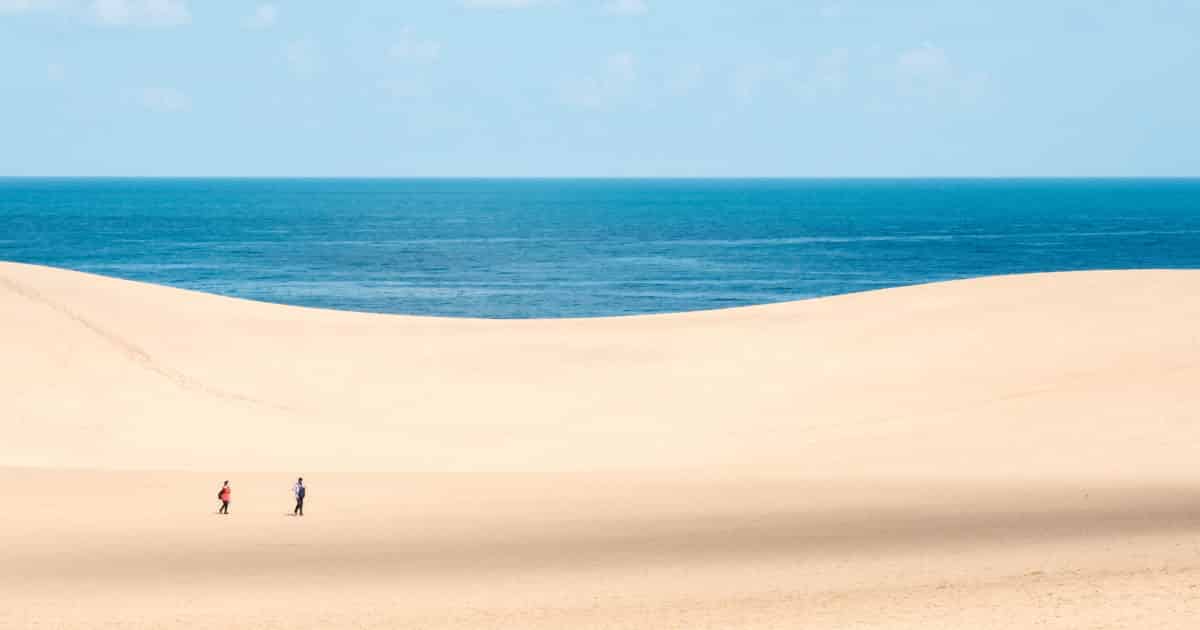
[{"xmin": 3, "ymin": 261, "xmax": 1200, "ymax": 628}]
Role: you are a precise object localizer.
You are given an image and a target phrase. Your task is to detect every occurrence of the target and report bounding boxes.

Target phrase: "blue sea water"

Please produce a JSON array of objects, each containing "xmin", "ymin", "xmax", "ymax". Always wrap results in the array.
[{"xmin": 2, "ymin": 178, "xmax": 1199, "ymax": 318}]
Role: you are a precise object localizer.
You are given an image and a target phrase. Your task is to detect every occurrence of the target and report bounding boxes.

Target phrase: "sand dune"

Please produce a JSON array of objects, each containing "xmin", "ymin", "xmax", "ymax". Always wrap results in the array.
[{"xmin": 3, "ymin": 261, "xmax": 1200, "ymax": 628}]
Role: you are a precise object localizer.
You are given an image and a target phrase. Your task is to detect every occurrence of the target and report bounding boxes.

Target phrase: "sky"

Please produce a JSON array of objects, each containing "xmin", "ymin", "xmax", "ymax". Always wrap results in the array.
[{"xmin": 1, "ymin": 0, "xmax": 1199, "ymax": 177}]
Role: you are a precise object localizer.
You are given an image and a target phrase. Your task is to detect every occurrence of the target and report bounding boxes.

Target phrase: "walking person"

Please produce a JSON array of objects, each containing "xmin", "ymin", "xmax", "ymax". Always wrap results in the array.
[
  {"xmin": 217, "ymin": 480, "xmax": 231, "ymax": 515},
  {"xmin": 293, "ymin": 477, "xmax": 306, "ymax": 516}
]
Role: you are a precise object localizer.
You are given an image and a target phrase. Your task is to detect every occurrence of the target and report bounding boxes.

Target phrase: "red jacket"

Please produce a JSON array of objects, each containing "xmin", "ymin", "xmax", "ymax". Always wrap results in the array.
[{"xmin": 220, "ymin": 487, "xmax": 231, "ymax": 501}]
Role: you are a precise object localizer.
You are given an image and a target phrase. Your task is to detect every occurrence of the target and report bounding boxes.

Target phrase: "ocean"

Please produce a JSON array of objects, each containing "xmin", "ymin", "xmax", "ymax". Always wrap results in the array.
[{"xmin": 2, "ymin": 178, "xmax": 1198, "ymax": 318}]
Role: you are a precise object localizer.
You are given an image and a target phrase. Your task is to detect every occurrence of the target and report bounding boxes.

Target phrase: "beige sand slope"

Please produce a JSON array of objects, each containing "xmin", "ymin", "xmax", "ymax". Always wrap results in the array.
[{"xmin": 3, "ymin": 261, "xmax": 1200, "ymax": 628}]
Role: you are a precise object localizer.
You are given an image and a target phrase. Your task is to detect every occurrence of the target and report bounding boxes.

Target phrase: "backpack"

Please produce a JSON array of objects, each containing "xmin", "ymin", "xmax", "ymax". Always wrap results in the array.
[{"xmin": 217, "ymin": 489, "xmax": 223, "ymax": 500}]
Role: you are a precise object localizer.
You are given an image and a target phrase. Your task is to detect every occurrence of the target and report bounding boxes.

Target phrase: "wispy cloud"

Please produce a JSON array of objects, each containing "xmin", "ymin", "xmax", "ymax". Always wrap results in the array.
[
  {"xmin": 608, "ymin": 51, "xmax": 635, "ymax": 81},
  {"xmin": 46, "ymin": 62, "xmax": 66, "ymax": 81},
  {"xmin": 461, "ymin": 0, "xmax": 543, "ymax": 8},
  {"xmin": 729, "ymin": 60, "xmax": 794, "ymax": 107},
  {"xmin": 135, "ymin": 86, "xmax": 190, "ymax": 112},
  {"xmin": 666, "ymin": 63, "xmax": 705, "ymax": 94},
  {"xmin": 730, "ymin": 54, "xmax": 861, "ymax": 107},
  {"xmin": 284, "ymin": 39, "xmax": 326, "ymax": 79},
  {"xmin": 2, "ymin": 0, "xmax": 189, "ymax": 26},
  {"xmin": 389, "ymin": 28, "xmax": 441, "ymax": 62},
  {"xmin": 603, "ymin": 0, "xmax": 646, "ymax": 16},
  {"xmin": 560, "ymin": 51, "xmax": 637, "ymax": 110},
  {"xmin": 810, "ymin": 47, "xmax": 850, "ymax": 95},
  {"xmin": 887, "ymin": 43, "xmax": 987, "ymax": 106},
  {"xmin": 0, "ymin": 0, "xmax": 56, "ymax": 13},
  {"xmin": 819, "ymin": 2, "xmax": 843, "ymax": 19},
  {"xmin": 894, "ymin": 43, "xmax": 951, "ymax": 85},
  {"xmin": 91, "ymin": 0, "xmax": 190, "ymax": 27},
  {"xmin": 244, "ymin": 3, "xmax": 277, "ymax": 29}
]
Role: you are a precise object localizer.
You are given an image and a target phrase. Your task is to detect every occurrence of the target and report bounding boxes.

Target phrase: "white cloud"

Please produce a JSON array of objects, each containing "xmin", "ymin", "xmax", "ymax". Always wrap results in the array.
[
  {"xmin": 729, "ymin": 62, "xmax": 773, "ymax": 107},
  {"xmin": 819, "ymin": 2, "xmax": 842, "ymax": 19},
  {"xmin": 389, "ymin": 28, "xmax": 441, "ymax": 62},
  {"xmin": 666, "ymin": 63, "xmax": 705, "ymax": 94},
  {"xmin": 2, "ymin": 0, "xmax": 190, "ymax": 26},
  {"xmin": 375, "ymin": 75, "xmax": 435, "ymax": 102},
  {"xmin": 721, "ymin": 49, "xmax": 854, "ymax": 108},
  {"xmin": 136, "ymin": 86, "xmax": 190, "ymax": 112},
  {"xmin": 560, "ymin": 51, "xmax": 637, "ymax": 110},
  {"xmin": 608, "ymin": 51, "xmax": 635, "ymax": 82},
  {"xmin": 0, "ymin": 0, "xmax": 57, "ymax": 13},
  {"xmin": 889, "ymin": 43, "xmax": 986, "ymax": 106},
  {"xmin": 284, "ymin": 39, "xmax": 325, "ymax": 78},
  {"xmin": 603, "ymin": 0, "xmax": 646, "ymax": 16},
  {"xmin": 461, "ymin": 0, "xmax": 542, "ymax": 8},
  {"xmin": 895, "ymin": 43, "xmax": 951, "ymax": 84},
  {"xmin": 811, "ymin": 47, "xmax": 850, "ymax": 94},
  {"xmin": 91, "ymin": 0, "xmax": 190, "ymax": 27},
  {"xmin": 244, "ymin": 3, "xmax": 276, "ymax": 29},
  {"xmin": 729, "ymin": 57, "xmax": 820, "ymax": 107}
]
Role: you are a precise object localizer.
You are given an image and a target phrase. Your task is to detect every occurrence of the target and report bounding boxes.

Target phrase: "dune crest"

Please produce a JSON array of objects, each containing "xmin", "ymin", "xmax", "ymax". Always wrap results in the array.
[{"xmin": 2, "ymin": 261, "xmax": 1198, "ymax": 476}]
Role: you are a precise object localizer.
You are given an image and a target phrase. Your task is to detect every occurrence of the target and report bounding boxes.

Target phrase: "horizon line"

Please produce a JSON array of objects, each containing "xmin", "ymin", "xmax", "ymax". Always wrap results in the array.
[{"xmin": 3, "ymin": 175, "xmax": 1200, "ymax": 181}]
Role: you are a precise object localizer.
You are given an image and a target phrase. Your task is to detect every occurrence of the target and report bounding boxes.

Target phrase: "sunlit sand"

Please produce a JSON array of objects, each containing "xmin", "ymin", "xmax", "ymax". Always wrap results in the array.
[{"xmin": 3, "ymin": 261, "xmax": 1199, "ymax": 628}]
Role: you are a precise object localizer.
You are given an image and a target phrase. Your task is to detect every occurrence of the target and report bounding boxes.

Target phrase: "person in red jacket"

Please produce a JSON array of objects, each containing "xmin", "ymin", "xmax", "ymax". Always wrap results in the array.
[{"xmin": 217, "ymin": 481, "xmax": 231, "ymax": 515}]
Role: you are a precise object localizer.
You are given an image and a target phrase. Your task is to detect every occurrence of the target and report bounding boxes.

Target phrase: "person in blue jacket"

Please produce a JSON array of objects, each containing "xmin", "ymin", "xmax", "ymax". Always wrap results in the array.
[{"xmin": 292, "ymin": 477, "xmax": 306, "ymax": 516}]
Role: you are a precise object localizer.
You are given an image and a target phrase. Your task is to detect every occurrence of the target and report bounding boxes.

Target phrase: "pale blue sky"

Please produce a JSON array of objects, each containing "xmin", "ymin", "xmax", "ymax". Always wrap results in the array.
[{"xmin": 2, "ymin": 1, "xmax": 1198, "ymax": 176}]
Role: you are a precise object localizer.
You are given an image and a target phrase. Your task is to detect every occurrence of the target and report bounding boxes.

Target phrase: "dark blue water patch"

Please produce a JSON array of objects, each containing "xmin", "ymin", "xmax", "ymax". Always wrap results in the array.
[{"xmin": 1, "ymin": 178, "xmax": 1199, "ymax": 318}]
